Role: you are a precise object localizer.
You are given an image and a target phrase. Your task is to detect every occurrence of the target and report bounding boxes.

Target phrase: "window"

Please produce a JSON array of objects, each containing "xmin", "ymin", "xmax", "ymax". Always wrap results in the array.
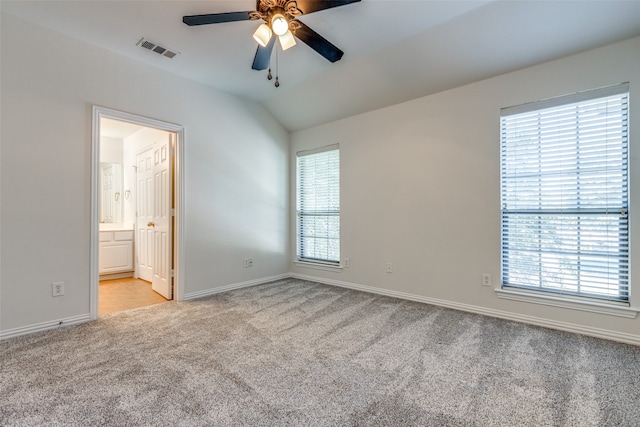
[
  {"xmin": 296, "ymin": 145, "xmax": 340, "ymax": 264},
  {"xmin": 500, "ymin": 83, "xmax": 629, "ymax": 303}
]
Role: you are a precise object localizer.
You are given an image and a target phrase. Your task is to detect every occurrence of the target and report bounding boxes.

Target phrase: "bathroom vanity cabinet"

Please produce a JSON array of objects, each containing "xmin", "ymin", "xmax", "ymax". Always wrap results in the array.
[{"xmin": 99, "ymin": 229, "xmax": 134, "ymax": 275}]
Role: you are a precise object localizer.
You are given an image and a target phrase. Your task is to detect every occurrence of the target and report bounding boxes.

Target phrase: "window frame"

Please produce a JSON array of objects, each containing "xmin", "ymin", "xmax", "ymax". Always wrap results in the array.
[
  {"xmin": 499, "ymin": 83, "xmax": 630, "ymax": 305},
  {"xmin": 295, "ymin": 144, "xmax": 340, "ymax": 266}
]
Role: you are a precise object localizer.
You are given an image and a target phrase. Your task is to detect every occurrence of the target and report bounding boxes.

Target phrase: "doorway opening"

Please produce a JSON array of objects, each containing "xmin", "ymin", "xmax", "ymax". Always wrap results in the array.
[{"xmin": 90, "ymin": 106, "xmax": 184, "ymax": 319}]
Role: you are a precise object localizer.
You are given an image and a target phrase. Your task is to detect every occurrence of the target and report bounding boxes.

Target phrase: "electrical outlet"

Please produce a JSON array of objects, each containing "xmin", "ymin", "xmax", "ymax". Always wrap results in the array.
[
  {"xmin": 344, "ymin": 258, "xmax": 350, "ymax": 268},
  {"xmin": 386, "ymin": 262, "xmax": 393, "ymax": 273},
  {"xmin": 52, "ymin": 281, "xmax": 64, "ymax": 297},
  {"xmin": 482, "ymin": 274, "xmax": 492, "ymax": 287},
  {"xmin": 244, "ymin": 258, "xmax": 254, "ymax": 268}
]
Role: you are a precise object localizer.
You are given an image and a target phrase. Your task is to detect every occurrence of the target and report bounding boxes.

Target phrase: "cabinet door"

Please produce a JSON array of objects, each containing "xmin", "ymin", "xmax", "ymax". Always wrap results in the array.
[{"xmin": 99, "ymin": 241, "xmax": 133, "ymax": 274}]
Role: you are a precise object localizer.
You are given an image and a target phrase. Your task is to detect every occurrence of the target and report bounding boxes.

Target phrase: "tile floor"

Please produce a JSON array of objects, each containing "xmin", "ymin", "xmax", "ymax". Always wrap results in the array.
[{"xmin": 99, "ymin": 278, "xmax": 169, "ymax": 316}]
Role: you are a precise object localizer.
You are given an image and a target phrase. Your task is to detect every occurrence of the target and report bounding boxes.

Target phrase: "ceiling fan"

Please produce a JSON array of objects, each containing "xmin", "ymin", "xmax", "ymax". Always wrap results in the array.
[{"xmin": 183, "ymin": 0, "xmax": 361, "ymax": 72}]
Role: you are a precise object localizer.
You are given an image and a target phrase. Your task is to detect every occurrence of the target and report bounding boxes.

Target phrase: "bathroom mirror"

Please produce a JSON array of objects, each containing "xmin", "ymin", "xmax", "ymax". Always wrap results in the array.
[{"xmin": 100, "ymin": 162, "xmax": 123, "ymax": 223}]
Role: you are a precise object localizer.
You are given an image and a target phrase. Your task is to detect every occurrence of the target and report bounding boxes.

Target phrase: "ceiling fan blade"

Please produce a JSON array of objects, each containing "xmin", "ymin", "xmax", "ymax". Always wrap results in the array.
[
  {"xmin": 252, "ymin": 37, "xmax": 276, "ymax": 70},
  {"xmin": 294, "ymin": 21, "xmax": 344, "ymax": 63},
  {"xmin": 294, "ymin": 0, "xmax": 361, "ymax": 15},
  {"xmin": 183, "ymin": 11, "xmax": 252, "ymax": 26}
]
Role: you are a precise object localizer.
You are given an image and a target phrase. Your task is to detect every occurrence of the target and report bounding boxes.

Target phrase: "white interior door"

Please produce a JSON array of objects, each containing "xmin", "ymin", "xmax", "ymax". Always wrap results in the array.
[
  {"xmin": 151, "ymin": 134, "xmax": 172, "ymax": 299},
  {"xmin": 136, "ymin": 148, "xmax": 154, "ymax": 283}
]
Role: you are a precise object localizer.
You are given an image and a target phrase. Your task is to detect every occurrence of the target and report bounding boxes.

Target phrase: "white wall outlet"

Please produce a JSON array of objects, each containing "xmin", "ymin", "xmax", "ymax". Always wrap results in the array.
[
  {"xmin": 244, "ymin": 258, "xmax": 254, "ymax": 268},
  {"xmin": 52, "ymin": 281, "xmax": 64, "ymax": 297},
  {"xmin": 344, "ymin": 258, "xmax": 350, "ymax": 268},
  {"xmin": 482, "ymin": 274, "xmax": 492, "ymax": 287},
  {"xmin": 386, "ymin": 262, "xmax": 393, "ymax": 273}
]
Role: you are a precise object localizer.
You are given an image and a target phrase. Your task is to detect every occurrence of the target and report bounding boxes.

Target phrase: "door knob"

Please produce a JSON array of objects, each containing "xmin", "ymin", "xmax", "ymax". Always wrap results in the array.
[{"xmin": 147, "ymin": 222, "xmax": 155, "ymax": 227}]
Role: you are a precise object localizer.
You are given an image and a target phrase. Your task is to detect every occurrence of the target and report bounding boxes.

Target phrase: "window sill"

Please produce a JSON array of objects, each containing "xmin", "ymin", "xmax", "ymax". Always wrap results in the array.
[
  {"xmin": 293, "ymin": 260, "xmax": 343, "ymax": 273},
  {"xmin": 495, "ymin": 287, "xmax": 639, "ymax": 319}
]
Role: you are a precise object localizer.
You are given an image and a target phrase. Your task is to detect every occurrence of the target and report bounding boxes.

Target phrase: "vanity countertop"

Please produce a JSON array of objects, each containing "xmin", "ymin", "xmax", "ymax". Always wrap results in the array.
[{"xmin": 99, "ymin": 223, "xmax": 134, "ymax": 232}]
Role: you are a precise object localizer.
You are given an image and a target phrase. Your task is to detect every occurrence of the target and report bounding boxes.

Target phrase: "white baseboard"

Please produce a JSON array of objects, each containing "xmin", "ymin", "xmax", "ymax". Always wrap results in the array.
[
  {"xmin": 99, "ymin": 272, "xmax": 134, "ymax": 281},
  {"xmin": 0, "ymin": 314, "xmax": 91, "ymax": 340},
  {"xmin": 182, "ymin": 274, "xmax": 290, "ymax": 301},
  {"xmin": 1, "ymin": 274, "xmax": 290, "ymax": 340},
  {"xmin": 4, "ymin": 273, "xmax": 638, "ymax": 347},
  {"xmin": 290, "ymin": 273, "xmax": 640, "ymax": 346}
]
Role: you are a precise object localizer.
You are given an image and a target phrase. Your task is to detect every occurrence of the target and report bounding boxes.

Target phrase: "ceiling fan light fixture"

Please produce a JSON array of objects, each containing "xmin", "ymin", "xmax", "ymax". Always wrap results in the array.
[
  {"xmin": 253, "ymin": 23, "xmax": 272, "ymax": 47},
  {"xmin": 271, "ymin": 14, "xmax": 289, "ymax": 36},
  {"xmin": 278, "ymin": 30, "xmax": 296, "ymax": 50}
]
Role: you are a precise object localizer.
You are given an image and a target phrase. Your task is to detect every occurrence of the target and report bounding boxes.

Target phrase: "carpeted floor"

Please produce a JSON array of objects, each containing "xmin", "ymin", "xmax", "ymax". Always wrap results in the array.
[{"xmin": 1, "ymin": 278, "xmax": 639, "ymax": 426}]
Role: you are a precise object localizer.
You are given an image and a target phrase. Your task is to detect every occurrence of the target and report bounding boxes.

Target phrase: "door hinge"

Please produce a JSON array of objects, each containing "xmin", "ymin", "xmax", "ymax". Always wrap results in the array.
[
  {"xmin": 170, "ymin": 269, "xmax": 175, "ymax": 278},
  {"xmin": 170, "ymin": 209, "xmax": 176, "ymax": 216}
]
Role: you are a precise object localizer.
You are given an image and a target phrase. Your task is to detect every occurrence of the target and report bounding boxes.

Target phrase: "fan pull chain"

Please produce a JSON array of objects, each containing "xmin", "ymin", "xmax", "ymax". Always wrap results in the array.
[{"xmin": 274, "ymin": 46, "xmax": 280, "ymax": 88}]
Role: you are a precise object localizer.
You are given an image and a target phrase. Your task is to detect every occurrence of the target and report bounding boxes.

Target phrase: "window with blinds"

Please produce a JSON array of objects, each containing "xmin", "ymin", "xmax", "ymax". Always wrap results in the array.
[
  {"xmin": 500, "ymin": 83, "xmax": 629, "ymax": 303},
  {"xmin": 296, "ymin": 145, "xmax": 340, "ymax": 264}
]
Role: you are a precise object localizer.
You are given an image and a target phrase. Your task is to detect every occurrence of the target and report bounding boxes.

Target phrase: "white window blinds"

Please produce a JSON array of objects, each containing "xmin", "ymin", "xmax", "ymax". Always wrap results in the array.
[
  {"xmin": 500, "ymin": 83, "xmax": 629, "ymax": 303},
  {"xmin": 296, "ymin": 145, "xmax": 340, "ymax": 264}
]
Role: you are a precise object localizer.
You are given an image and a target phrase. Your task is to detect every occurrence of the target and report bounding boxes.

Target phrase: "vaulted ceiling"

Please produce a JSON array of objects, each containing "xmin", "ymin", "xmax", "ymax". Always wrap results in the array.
[{"xmin": 3, "ymin": 1, "xmax": 640, "ymax": 131}]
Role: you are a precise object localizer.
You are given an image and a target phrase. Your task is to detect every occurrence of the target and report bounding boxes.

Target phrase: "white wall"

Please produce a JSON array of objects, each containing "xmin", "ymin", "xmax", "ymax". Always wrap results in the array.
[
  {"xmin": 0, "ymin": 13, "xmax": 289, "ymax": 333},
  {"xmin": 99, "ymin": 136, "xmax": 123, "ymax": 165},
  {"xmin": 2, "ymin": 10, "xmax": 637, "ymax": 343},
  {"xmin": 123, "ymin": 133, "xmax": 137, "ymax": 228},
  {"xmin": 290, "ymin": 36, "xmax": 640, "ymax": 342}
]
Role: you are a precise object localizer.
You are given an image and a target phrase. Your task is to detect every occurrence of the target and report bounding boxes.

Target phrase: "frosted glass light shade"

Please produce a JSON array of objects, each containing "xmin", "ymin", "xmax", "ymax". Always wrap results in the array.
[
  {"xmin": 278, "ymin": 30, "xmax": 296, "ymax": 50},
  {"xmin": 271, "ymin": 14, "xmax": 289, "ymax": 36},
  {"xmin": 253, "ymin": 23, "xmax": 272, "ymax": 47}
]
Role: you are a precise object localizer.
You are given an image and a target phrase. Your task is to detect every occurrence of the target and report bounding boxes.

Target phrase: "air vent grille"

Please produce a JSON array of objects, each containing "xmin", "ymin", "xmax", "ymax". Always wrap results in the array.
[{"xmin": 136, "ymin": 38, "xmax": 178, "ymax": 59}]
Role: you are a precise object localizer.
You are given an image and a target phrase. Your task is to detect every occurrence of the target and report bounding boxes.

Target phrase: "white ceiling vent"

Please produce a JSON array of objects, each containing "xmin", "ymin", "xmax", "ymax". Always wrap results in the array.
[{"xmin": 136, "ymin": 38, "xmax": 178, "ymax": 59}]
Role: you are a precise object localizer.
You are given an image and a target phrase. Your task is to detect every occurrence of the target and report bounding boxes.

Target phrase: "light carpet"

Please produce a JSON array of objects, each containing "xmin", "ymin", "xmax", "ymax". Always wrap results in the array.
[{"xmin": 1, "ymin": 278, "xmax": 639, "ymax": 426}]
